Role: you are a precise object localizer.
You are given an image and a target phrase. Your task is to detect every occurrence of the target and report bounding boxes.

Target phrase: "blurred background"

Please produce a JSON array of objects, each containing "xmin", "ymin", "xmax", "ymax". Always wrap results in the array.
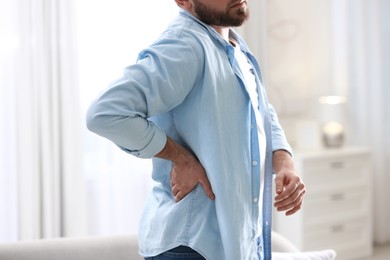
[{"xmin": 0, "ymin": 0, "xmax": 389, "ymax": 259}]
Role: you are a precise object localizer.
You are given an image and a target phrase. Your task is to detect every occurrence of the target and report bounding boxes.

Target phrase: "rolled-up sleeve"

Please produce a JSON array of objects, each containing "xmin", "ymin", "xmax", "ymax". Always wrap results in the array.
[
  {"xmin": 268, "ymin": 104, "xmax": 293, "ymax": 156},
  {"xmin": 86, "ymin": 34, "xmax": 203, "ymax": 158}
]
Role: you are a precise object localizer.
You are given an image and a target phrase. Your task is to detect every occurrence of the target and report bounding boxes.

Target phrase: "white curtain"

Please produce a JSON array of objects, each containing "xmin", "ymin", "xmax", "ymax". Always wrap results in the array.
[
  {"xmin": 76, "ymin": 0, "xmax": 178, "ymax": 236},
  {"xmin": 344, "ymin": 0, "xmax": 390, "ymax": 244},
  {"xmin": 0, "ymin": 0, "xmax": 19, "ymax": 242},
  {"xmin": 0, "ymin": 0, "xmax": 86, "ymax": 241}
]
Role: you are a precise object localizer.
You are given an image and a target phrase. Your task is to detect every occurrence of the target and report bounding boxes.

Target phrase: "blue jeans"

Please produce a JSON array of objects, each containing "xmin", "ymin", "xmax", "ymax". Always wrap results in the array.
[{"xmin": 144, "ymin": 246, "xmax": 205, "ymax": 260}]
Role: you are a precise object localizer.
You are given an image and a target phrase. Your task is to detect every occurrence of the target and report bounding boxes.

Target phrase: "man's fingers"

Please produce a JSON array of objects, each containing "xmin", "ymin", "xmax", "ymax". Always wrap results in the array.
[
  {"xmin": 175, "ymin": 190, "xmax": 185, "ymax": 202},
  {"xmin": 285, "ymin": 193, "xmax": 305, "ymax": 216},
  {"xmin": 171, "ymin": 184, "xmax": 179, "ymax": 196},
  {"xmin": 199, "ymin": 175, "xmax": 215, "ymax": 200},
  {"xmin": 274, "ymin": 179, "xmax": 305, "ymax": 208},
  {"xmin": 275, "ymin": 189, "xmax": 305, "ymax": 213},
  {"xmin": 275, "ymin": 179, "xmax": 304, "ymax": 202}
]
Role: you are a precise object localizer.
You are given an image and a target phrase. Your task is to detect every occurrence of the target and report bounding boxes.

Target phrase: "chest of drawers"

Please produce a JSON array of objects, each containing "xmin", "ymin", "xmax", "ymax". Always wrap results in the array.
[{"xmin": 274, "ymin": 147, "xmax": 373, "ymax": 259}]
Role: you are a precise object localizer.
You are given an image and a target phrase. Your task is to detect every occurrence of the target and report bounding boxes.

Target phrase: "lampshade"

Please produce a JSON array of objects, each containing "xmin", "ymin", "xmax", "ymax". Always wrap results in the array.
[
  {"xmin": 319, "ymin": 96, "xmax": 346, "ymax": 123},
  {"xmin": 318, "ymin": 96, "xmax": 347, "ymax": 148}
]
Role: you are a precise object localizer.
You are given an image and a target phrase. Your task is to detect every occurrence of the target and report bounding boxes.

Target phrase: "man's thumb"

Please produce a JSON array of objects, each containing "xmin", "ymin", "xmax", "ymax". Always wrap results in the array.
[{"xmin": 274, "ymin": 175, "xmax": 284, "ymax": 194}]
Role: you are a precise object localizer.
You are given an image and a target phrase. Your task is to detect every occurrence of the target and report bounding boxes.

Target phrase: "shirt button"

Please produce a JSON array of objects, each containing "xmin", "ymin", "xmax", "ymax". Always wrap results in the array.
[
  {"xmin": 250, "ymin": 124, "xmax": 254, "ymax": 129},
  {"xmin": 252, "ymin": 160, "xmax": 258, "ymax": 166},
  {"xmin": 253, "ymin": 197, "xmax": 258, "ymax": 203}
]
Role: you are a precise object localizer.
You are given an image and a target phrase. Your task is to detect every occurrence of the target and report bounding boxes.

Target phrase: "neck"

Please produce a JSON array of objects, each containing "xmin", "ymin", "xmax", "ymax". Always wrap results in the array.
[{"xmin": 212, "ymin": 26, "xmax": 230, "ymax": 42}]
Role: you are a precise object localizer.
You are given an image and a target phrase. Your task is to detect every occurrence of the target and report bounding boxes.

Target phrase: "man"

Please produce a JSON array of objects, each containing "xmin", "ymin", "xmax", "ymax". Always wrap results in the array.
[{"xmin": 86, "ymin": 0, "xmax": 306, "ymax": 259}]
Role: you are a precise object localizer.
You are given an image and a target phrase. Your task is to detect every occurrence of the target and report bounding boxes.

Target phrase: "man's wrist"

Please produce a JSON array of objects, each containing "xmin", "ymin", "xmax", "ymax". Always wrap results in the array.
[
  {"xmin": 273, "ymin": 149, "xmax": 292, "ymax": 158},
  {"xmin": 156, "ymin": 137, "xmax": 179, "ymax": 161},
  {"xmin": 273, "ymin": 149, "xmax": 295, "ymax": 174},
  {"xmin": 155, "ymin": 137, "xmax": 193, "ymax": 163}
]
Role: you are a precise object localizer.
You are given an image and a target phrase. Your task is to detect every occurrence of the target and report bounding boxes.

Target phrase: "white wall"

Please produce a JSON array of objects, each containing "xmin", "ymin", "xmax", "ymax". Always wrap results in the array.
[{"xmin": 244, "ymin": 0, "xmax": 334, "ymax": 148}]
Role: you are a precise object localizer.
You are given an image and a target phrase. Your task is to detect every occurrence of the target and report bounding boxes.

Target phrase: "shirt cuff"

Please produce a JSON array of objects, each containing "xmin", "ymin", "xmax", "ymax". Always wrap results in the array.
[
  {"xmin": 272, "ymin": 139, "xmax": 293, "ymax": 157},
  {"xmin": 122, "ymin": 127, "xmax": 167, "ymax": 159}
]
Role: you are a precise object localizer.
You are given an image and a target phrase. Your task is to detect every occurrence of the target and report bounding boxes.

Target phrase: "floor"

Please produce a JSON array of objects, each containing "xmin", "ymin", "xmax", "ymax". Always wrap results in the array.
[{"xmin": 356, "ymin": 244, "xmax": 390, "ymax": 260}]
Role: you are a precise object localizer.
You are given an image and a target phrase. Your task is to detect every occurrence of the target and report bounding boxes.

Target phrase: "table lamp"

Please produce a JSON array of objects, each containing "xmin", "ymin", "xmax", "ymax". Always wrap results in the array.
[{"xmin": 319, "ymin": 96, "xmax": 347, "ymax": 148}]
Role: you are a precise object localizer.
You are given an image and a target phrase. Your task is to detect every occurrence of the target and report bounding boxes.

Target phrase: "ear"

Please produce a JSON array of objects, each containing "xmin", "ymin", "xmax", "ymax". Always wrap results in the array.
[{"xmin": 175, "ymin": 0, "xmax": 192, "ymax": 10}]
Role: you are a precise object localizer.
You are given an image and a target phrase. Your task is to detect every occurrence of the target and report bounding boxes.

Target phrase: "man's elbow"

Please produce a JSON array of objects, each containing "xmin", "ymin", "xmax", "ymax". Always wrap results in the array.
[{"xmin": 85, "ymin": 105, "xmax": 106, "ymax": 134}]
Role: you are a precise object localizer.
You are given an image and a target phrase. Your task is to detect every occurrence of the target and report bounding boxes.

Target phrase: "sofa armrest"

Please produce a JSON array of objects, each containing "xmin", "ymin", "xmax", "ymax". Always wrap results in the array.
[{"xmin": 0, "ymin": 235, "xmax": 143, "ymax": 260}]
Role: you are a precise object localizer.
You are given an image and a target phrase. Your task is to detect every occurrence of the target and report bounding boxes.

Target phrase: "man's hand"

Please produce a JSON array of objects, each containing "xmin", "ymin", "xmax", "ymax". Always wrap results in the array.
[
  {"xmin": 156, "ymin": 137, "xmax": 215, "ymax": 202},
  {"xmin": 273, "ymin": 150, "xmax": 305, "ymax": 216}
]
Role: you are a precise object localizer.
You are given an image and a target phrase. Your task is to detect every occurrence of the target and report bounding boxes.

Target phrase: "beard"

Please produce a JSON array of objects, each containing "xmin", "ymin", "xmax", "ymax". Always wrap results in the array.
[{"xmin": 192, "ymin": 0, "xmax": 249, "ymax": 27}]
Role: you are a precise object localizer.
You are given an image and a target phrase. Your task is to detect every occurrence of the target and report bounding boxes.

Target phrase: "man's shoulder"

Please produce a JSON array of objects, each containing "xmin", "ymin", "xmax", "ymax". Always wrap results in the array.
[
  {"xmin": 147, "ymin": 18, "xmax": 214, "ymax": 59},
  {"xmin": 161, "ymin": 15, "xmax": 210, "ymax": 43}
]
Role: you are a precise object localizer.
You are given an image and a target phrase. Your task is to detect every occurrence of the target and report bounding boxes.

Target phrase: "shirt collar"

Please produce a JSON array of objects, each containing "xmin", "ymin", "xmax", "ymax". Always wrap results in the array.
[{"xmin": 178, "ymin": 8, "xmax": 250, "ymax": 54}]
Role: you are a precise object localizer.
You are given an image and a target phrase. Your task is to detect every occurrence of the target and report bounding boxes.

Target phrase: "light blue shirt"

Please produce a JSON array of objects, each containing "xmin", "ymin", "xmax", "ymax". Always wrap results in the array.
[{"xmin": 86, "ymin": 9, "xmax": 291, "ymax": 260}]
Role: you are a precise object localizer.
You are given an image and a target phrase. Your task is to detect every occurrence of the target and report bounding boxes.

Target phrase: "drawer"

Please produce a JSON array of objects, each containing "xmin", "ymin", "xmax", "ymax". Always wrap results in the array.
[
  {"xmin": 304, "ymin": 185, "xmax": 370, "ymax": 223},
  {"xmin": 299, "ymin": 158, "xmax": 370, "ymax": 188},
  {"xmin": 303, "ymin": 216, "xmax": 370, "ymax": 251}
]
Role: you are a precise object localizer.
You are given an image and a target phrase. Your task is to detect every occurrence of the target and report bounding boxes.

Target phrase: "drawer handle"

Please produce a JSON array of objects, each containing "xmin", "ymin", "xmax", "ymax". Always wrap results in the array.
[
  {"xmin": 330, "ymin": 224, "xmax": 345, "ymax": 233},
  {"xmin": 330, "ymin": 161, "xmax": 344, "ymax": 169},
  {"xmin": 330, "ymin": 193, "xmax": 345, "ymax": 201}
]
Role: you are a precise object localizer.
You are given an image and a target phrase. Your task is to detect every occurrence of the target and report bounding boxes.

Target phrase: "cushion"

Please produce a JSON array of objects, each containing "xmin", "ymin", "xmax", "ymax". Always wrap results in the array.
[
  {"xmin": 273, "ymin": 249, "xmax": 337, "ymax": 260},
  {"xmin": 271, "ymin": 231, "xmax": 300, "ymax": 252}
]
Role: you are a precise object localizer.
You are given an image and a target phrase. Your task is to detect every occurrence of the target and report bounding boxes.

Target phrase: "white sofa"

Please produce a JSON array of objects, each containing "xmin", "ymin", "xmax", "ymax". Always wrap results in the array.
[
  {"xmin": 0, "ymin": 235, "xmax": 140, "ymax": 260},
  {"xmin": 0, "ymin": 232, "xmax": 335, "ymax": 260}
]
